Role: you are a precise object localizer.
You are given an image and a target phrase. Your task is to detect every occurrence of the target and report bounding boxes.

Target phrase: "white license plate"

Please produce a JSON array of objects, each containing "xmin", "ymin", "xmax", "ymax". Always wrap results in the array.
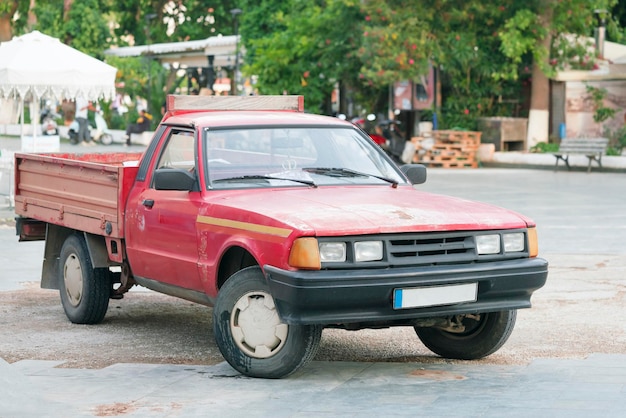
[{"xmin": 393, "ymin": 282, "xmax": 478, "ymax": 310}]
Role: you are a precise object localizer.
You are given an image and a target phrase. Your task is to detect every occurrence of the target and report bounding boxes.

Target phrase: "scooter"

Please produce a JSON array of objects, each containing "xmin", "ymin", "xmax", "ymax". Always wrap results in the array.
[
  {"xmin": 68, "ymin": 110, "xmax": 113, "ymax": 145},
  {"xmin": 92, "ymin": 111, "xmax": 114, "ymax": 145}
]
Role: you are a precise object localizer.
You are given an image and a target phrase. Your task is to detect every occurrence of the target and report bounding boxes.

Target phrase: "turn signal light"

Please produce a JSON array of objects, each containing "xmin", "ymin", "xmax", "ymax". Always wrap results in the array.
[
  {"xmin": 288, "ymin": 238, "xmax": 321, "ymax": 270},
  {"xmin": 528, "ymin": 227, "xmax": 539, "ymax": 258}
]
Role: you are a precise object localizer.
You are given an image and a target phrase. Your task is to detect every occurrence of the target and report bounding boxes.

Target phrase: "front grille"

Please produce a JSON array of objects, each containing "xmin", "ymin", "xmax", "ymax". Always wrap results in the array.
[
  {"xmin": 319, "ymin": 230, "xmax": 528, "ymax": 269},
  {"xmin": 387, "ymin": 234, "xmax": 476, "ymax": 266}
]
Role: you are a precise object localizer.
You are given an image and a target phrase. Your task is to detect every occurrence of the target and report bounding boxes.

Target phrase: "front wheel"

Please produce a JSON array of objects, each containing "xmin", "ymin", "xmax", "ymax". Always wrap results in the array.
[
  {"xmin": 213, "ymin": 267, "xmax": 322, "ymax": 378},
  {"xmin": 58, "ymin": 234, "xmax": 111, "ymax": 324},
  {"xmin": 414, "ymin": 310, "xmax": 517, "ymax": 360},
  {"xmin": 68, "ymin": 130, "xmax": 78, "ymax": 145}
]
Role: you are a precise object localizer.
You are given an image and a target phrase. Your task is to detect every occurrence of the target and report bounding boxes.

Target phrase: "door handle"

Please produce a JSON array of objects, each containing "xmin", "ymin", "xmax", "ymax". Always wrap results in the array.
[{"xmin": 142, "ymin": 199, "xmax": 155, "ymax": 208}]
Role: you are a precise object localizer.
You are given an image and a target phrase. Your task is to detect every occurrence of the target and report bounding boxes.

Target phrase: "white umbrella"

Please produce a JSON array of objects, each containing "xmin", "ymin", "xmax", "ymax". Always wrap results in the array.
[{"xmin": 0, "ymin": 30, "xmax": 117, "ymax": 146}]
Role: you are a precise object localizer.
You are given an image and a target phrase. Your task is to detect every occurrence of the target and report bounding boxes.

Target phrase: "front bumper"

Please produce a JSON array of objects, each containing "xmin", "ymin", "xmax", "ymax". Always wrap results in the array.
[{"xmin": 265, "ymin": 257, "xmax": 548, "ymax": 325}]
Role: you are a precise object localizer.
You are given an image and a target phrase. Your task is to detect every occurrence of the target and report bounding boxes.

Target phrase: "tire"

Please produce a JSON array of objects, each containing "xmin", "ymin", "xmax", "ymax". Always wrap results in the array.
[
  {"xmin": 58, "ymin": 234, "xmax": 111, "ymax": 324},
  {"xmin": 414, "ymin": 310, "xmax": 517, "ymax": 360},
  {"xmin": 68, "ymin": 130, "xmax": 78, "ymax": 145},
  {"xmin": 99, "ymin": 134, "xmax": 113, "ymax": 145},
  {"xmin": 213, "ymin": 266, "xmax": 322, "ymax": 378}
]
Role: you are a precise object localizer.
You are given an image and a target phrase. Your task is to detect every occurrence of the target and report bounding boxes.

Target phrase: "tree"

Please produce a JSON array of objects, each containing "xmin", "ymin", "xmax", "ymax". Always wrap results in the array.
[
  {"xmin": 0, "ymin": 1, "xmax": 30, "ymax": 41},
  {"xmin": 498, "ymin": 0, "xmax": 617, "ymax": 147},
  {"xmin": 242, "ymin": 0, "xmax": 368, "ymax": 114},
  {"xmin": 31, "ymin": 0, "xmax": 112, "ymax": 58},
  {"xmin": 359, "ymin": 1, "xmax": 530, "ymax": 129},
  {"xmin": 1, "ymin": 0, "xmax": 112, "ymax": 57},
  {"xmin": 111, "ymin": 0, "xmax": 239, "ymax": 45},
  {"xmin": 108, "ymin": 1, "xmax": 242, "ymax": 114},
  {"xmin": 359, "ymin": 1, "xmax": 621, "ymax": 141}
]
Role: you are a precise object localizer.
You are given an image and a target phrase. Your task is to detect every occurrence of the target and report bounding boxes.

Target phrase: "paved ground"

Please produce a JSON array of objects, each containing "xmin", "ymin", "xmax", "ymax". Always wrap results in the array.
[
  {"xmin": 2, "ymin": 355, "xmax": 625, "ymax": 417},
  {"xmin": 1, "ymin": 138, "xmax": 625, "ymax": 417}
]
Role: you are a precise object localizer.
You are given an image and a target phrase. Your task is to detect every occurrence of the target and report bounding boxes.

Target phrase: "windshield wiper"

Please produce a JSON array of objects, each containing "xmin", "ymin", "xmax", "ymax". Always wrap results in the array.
[
  {"xmin": 212, "ymin": 175, "xmax": 317, "ymax": 188},
  {"xmin": 303, "ymin": 167, "xmax": 398, "ymax": 187}
]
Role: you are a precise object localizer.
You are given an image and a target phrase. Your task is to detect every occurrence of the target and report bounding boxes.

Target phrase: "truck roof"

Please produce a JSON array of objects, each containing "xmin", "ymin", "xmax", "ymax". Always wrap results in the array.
[
  {"xmin": 163, "ymin": 110, "xmax": 352, "ymax": 129},
  {"xmin": 162, "ymin": 94, "xmax": 352, "ymax": 129}
]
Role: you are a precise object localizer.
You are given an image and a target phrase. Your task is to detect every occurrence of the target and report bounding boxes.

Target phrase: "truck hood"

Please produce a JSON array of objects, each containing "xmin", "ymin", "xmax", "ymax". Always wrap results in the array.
[{"xmin": 210, "ymin": 186, "xmax": 532, "ymax": 236}]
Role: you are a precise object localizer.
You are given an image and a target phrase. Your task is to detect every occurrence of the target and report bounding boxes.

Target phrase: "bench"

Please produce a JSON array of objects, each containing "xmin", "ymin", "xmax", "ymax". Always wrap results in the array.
[{"xmin": 554, "ymin": 137, "xmax": 609, "ymax": 173}]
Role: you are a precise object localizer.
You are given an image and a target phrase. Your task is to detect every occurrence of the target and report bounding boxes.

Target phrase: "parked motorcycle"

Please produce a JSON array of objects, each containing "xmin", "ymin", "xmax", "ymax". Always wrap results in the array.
[
  {"xmin": 377, "ymin": 119, "xmax": 406, "ymax": 163},
  {"xmin": 350, "ymin": 114, "xmax": 388, "ymax": 149},
  {"xmin": 40, "ymin": 107, "xmax": 59, "ymax": 136},
  {"xmin": 68, "ymin": 110, "xmax": 113, "ymax": 145}
]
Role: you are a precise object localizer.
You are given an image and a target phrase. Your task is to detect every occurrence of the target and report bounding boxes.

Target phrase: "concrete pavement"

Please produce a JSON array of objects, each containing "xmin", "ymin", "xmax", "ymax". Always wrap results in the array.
[
  {"xmin": 1, "ymin": 138, "xmax": 625, "ymax": 417},
  {"xmin": 1, "ymin": 354, "xmax": 625, "ymax": 417}
]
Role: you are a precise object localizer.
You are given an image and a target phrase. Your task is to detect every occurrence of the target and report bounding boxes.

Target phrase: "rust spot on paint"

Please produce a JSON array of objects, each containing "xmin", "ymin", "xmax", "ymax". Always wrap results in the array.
[{"xmin": 391, "ymin": 210, "xmax": 414, "ymax": 220}]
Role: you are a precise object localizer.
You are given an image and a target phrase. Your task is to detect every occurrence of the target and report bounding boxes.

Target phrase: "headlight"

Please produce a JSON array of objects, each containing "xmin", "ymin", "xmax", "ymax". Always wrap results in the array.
[
  {"xmin": 503, "ymin": 233, "xmax": 525, "ymax": 252},
  {"xmin": 476, "ymin": 234, "xmax": 500, "ymax": 254},
  {"xmin": 477, "ymin": 231, "xmax": 528, "ymax": 255},
  {"xmin": 319, "ymin": 242, "xmax": 346, "ymax": 262},
  {"xmin": 354, "ymin": 241, "xmax": 383, "ymax": 262}
]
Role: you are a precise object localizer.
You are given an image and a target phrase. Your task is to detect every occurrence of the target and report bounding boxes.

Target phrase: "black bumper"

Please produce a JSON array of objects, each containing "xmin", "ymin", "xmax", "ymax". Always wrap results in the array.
[{"xmin": 264, "ymin": 257, "xmax": 548, "ymax": 325}]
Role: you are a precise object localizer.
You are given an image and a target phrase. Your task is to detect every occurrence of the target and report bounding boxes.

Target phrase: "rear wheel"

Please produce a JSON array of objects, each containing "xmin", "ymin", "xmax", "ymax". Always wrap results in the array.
[
  {"xmin": 213, "ymin": 267, "xmax": 322, "ymax": 378},
  {"xmin": 414, "ymin": 310, "xmax": 516, "ymax": 360},
  {"xmin": 99, "ymin": 133, "xmax": 113, "ymax": 145},
  {"xmin": 58, "ymin": 234, "xmax": 110, "ymax": 324}
]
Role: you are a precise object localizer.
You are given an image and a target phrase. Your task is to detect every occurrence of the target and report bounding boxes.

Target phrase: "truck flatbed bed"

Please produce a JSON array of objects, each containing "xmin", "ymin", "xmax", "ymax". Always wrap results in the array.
[{"xmin": 14, "ymin": 152, "xmax": 143, "ymax": 238}]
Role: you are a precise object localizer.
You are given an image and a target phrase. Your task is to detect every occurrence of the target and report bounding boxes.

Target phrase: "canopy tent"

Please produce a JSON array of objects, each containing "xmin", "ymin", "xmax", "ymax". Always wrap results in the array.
[
  {"xmin": 0, "ymin": 30, "xmax": 117, "ymax": 101},
  {"xmin": 0, "ymin": 30, "xmax": 117, "ymax": 149}
]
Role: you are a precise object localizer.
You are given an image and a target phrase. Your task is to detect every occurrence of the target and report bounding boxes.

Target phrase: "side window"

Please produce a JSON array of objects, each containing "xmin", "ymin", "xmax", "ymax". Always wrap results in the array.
[{"xmin": 156, "ymin": 130, "xmax": 195, "ymax": 171}]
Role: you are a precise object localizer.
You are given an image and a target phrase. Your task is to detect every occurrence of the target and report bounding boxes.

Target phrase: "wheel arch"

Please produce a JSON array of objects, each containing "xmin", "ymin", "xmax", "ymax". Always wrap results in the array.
[
  {"xmin": 216, "ymin": 245, "xmax": 259, "ymax": 290},
  {"xmin": 42, "ymin": 225, "xmax": 109, "ymax": 289}
]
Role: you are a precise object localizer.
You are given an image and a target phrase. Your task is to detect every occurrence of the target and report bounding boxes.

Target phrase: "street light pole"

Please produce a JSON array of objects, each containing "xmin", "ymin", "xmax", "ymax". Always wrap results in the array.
[
  {"xmin": 144, "ymin": 13, "xmax": 157, "ymax": 113},
  {"xmin": 230, "ymin": 8, "xmax": 242, "ymax": 95}
]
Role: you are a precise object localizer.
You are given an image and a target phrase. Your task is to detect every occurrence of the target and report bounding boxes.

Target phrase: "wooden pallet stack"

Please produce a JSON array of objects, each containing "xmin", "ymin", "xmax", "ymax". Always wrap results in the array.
[{"xmin": 413, "ymin": 130, "xmax": 482, "ymax": 168}]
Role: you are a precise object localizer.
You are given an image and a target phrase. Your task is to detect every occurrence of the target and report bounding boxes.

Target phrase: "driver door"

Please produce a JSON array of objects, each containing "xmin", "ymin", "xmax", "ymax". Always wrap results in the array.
[{"xmin": 127, "ymin": 128, "xmax": 203, "ymax": 291}]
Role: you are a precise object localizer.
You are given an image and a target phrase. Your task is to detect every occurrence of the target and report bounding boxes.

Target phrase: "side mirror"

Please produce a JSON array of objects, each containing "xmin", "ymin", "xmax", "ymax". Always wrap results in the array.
[
  {"xmin": 400, "ymin": 164, "xmax": 427, "ymax": 185},
  {"xmin": 154, "ymin": 168, "xmax": 196, "ymax": 191}
]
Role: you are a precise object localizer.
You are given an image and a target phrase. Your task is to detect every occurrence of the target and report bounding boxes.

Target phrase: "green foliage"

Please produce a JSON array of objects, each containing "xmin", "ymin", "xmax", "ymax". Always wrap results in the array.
[
  {"xmin": 32, "ymin": 0, "xmax": 112, "ymax": 58},
  {"xmin": 497, "ymin": 9, "xmax": 543, "ymax": 80},
  {"xmin": 358, "ymin": 1, "xmax": 533, "ymax": 128},
  {"xmin": 606, "ymin": 147, "xmax": 622, "ymax": 156},
  {"xmin": 104, "ymin": 55, "xmax": 166, "ymax": 124},
  {"xmin": 111, "ymin": 0, "xmax": 237, "ymax": 45},
  {"xmin": 586, "ymin": 84, "xmax": 616, "ymax": 123},
  {"xmin": 602, "ymin": 125, "xmax": 626, "ymax": 154},
  {"xmin": 4, "ymin": 0, "xmax": 626, "ymax": 134},
  {"xmin": 0, "ymin": 1, "xmax": 30, "ymax": 39},
  {"xmin": 530, "ymin": 141, "xmax": 559, "ymax": 153},
  {"xmin": 551, "ymin": 36, "xmax": 598, "ymax": 71},
  {"xmin": 499, "ymin": 1, "xmax": 618, "ymax": 80},
  {"xmin": 244, "ymin": 0, "xmax": 365, "ymax": 113},
  {"xmin": 358, "ymin": 2, "xmax": 431, "ymax": 85}
]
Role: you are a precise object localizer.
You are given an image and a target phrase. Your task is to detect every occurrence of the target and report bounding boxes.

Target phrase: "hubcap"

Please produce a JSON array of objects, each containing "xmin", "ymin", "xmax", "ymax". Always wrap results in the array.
[
  {"xmin": 230, "ymin": 291, "xmax": 288, "ymax": 359},
  {"xmin": 63, "ymin": 253, "xmax": 83, "ymax": 307}
]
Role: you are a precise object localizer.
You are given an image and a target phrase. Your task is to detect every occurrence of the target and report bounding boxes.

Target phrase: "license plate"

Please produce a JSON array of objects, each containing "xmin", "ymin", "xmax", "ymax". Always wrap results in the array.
[{"xmin": 393, "ymin": 282, "xmax": 478, "ymax": 310}]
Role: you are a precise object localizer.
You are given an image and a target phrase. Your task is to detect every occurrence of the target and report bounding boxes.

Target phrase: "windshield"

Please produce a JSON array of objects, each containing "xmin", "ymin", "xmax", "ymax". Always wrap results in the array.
[{"xmin": 203, "ymin": 126, "xmax": 406, "ymax": 189}]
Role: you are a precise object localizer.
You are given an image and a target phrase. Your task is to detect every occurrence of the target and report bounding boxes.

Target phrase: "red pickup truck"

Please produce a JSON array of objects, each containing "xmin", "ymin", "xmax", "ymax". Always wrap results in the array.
[{"xmin": 14, "ymin": 95, "xmax": 548, "ymax": 378}]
